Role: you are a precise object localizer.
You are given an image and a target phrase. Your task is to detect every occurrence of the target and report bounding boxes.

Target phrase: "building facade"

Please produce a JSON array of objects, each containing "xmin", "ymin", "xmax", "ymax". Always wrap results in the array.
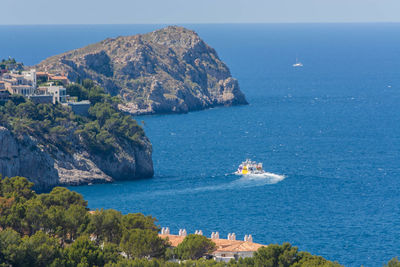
[
  {"xmin": 42, "ymin": 85, "xmax": 68, "ymax": 104},
  {"xmin": 0, "ymin": 70, "xmax": 37, "ymax": 96}
]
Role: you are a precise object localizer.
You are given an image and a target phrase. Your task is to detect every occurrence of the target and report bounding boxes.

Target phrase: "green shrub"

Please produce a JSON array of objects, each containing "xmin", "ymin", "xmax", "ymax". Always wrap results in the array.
[
  {"xmin": 0, "ymin": 78, "xmax": 145, "ymax": 157},
  {"xmin": 174, "ymin": 234, "xmax": 216, "ymax": 260}
]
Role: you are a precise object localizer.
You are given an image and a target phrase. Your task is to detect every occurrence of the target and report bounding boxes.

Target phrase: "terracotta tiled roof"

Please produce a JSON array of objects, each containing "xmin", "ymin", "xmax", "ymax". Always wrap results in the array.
[
  {"xmin": 50, "ymin": 76, "xmax": 68, "ymax": 80},
  {"xmin": 159, "ymin": 234, "xmax": 265, "ymax": 252},
  {"xmin": 36, "ymin": 72, "xmax": 48, "ymax": 75},
  {"xmin": 214, "ymin": 239, "xmax": 264, "ymax": 252},
  {"xmin": 159, "ymin": 234, "xmax": 185, "ymax": 247}
]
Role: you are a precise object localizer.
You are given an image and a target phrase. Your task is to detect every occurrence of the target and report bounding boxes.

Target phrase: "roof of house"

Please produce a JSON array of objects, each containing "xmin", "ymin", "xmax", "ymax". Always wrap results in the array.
[
  {"xmin": 36, "ymin": 72, "xmax": 48, "ymax": 76},
  {"xmin": 213, "ymin": 239, "xmax": 264, "ymax": 253},
  {"xmin": 11, "ymin": 85, "xmax": 34, "ymax": 88},
  {"xmin": 160, "ymin": 234, "xmax": 185, "ymax": 247},
  {"xmin": 10, "ymin": 74, "xmax": 24, "ymax": 78},
  {"xmin": 159, "ymin": 234, "xmax": 265, "ymax": 253},
  {"xmin": 50, "ymin": 76, "xmax": 68, "ymax": 80},
  {"xmin": 1, "ymin": 78, "xmax": 17, "ymax": 83}
]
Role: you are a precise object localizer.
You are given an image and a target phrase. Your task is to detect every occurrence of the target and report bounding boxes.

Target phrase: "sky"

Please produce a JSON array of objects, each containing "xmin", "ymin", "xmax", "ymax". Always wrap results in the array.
[{"xmin": 1, "ymin": 0, "xmax": 400, "ymax": 25}]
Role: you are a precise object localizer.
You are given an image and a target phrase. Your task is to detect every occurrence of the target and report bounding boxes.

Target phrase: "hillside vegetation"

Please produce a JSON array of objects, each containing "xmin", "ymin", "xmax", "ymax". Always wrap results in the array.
[
  {"xmin": 0, "ymin": 80, "xmax": 153, "ymax": 190},
  {"xmin": 0, "ymin": 176, "xmax": 350, "ymax": 267},
  {"xmin": 1, "ymin": 80, "xmax": 144, "ymax": 154}
]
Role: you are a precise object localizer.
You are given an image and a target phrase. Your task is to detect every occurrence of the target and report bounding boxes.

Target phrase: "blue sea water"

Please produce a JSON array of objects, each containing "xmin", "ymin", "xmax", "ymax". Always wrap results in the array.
[{"xmin": 1, "ymin": 23, "xmax": 400, "ymax": 266}]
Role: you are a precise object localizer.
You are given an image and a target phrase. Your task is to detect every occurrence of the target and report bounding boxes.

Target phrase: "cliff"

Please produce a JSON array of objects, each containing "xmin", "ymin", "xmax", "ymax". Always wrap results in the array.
[
  {"xmin": 0, "ymin": 94, "xmax": 153, "ymax": 191},
  {"xmin": 35, "ymin": 26, "xmax": 247, "ymax": 115},
  {"xmin": 0, "ymin": 126, "xmax": 153, "ymax": 191}
]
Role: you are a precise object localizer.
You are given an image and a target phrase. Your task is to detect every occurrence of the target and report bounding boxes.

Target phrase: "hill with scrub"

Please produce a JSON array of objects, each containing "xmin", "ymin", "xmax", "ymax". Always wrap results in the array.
[{"xmin": 35, "ymin": 26, "xmax": 248, "ymax": 115}]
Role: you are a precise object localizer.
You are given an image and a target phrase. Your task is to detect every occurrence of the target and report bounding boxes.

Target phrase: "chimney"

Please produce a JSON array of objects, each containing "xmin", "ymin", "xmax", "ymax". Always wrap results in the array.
[
  {"xmin": 195, "ymin": 230, "xmax": 202, "ymax": 235},
  {"xmin": 215, "ymin": 232, "xmax": 219, "ymax": 239}
]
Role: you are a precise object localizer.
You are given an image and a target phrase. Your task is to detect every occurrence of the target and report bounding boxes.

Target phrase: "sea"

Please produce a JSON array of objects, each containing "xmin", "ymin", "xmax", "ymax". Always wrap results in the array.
[{"xmin": 1, "ymin": 23, "xmax": 400, "ymax": 267}]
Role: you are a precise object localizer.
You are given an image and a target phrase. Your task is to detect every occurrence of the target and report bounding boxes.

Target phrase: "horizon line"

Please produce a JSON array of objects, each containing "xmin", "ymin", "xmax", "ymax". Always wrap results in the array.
[{"xmin": 1, "ymin": 21, "xmax": 400, "ymax": 26}]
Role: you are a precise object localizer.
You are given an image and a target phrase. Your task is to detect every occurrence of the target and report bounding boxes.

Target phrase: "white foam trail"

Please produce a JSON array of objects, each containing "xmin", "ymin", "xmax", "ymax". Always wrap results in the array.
[{"xmin": 145, "ymin": 172, "xmax": 286, "ymax": 197}]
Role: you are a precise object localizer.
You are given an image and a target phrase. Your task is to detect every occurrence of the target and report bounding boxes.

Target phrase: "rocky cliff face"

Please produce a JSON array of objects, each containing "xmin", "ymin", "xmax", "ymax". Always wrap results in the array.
[
  {"xmin": 0, "ymin": 126, "xmax": 153, "ymax": 191},
  {"xmin": 0, "ymin": 126, "xmax": 58, "ymax": 190},
  {"xmin": 36, "ymin": 26, "xmax": 248, "ymax": 115}
]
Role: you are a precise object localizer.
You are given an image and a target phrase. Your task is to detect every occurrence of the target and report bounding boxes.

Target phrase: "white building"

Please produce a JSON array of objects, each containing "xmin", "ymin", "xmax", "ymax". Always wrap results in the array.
[
  {"xmin": 0, "ymin": 69, "xmax": 37, "ymax": 96},
  {"xmin": 21, "ymin": 69, "xmax": 37, "ymax": 88},
  {"xmin": 43, "ymin": 85, "xmax": 68, "ymax": 104},
  {"xmin": 10, "ymin": 85, "xmax": 35, "ymax": 96}
]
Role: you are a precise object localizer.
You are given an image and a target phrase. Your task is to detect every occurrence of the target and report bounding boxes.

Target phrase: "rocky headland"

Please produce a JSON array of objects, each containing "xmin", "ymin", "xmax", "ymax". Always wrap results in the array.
[
  {"xmin": 0, "ymin": 85, "xmax": 153, "ymax": 191},
  {"xmin": 35, "ymin": 26, "xmax": 248, "ymax": 115}
]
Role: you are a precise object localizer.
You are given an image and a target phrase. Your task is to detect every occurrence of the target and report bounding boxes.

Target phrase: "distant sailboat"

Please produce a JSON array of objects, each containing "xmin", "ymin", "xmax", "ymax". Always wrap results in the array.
[{"xmin": 293, "ymin": 57, "xmax": 303, "ymax": 67}]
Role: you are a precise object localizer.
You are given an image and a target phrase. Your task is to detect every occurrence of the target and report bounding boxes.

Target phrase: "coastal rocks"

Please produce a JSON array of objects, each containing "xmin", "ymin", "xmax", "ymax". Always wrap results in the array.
[
  {"xmin": 0, "ymin": 126, "xmax": 58, "ymax": 191},
  {"xmin": 90, "ymin": 137, "xmax": 154, "ymax": 180},
  {"xmin": 0, "ymin": 126, "xmax": 153, "ymax": 191},
  {"xmin": 36, "ymin": 26, "xmax": 248, "ymax": 115},
  {"xmin": 54, "ymin": 152, "xmax": 113, "ymax": 186}
]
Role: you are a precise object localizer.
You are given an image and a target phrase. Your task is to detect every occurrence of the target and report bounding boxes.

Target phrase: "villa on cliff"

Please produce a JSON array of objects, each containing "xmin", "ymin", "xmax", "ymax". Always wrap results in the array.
[
  {"xmin": 159, "ymin": 228, "xmax": 265, "ymax": 262},
  {"xmin": 1, "ymin": 69, "xmax": 37, "ymax": 96},
  {"xmin": 0, "ymin": 69, "xmax": 67, "ymax": 101},
  {"xmin": 0, "ymin": 68, "xmax": 90, "ymax": 115},
  {"xmin": 36, "ymin": 71, "xmax": 69, "ymax": 86}
]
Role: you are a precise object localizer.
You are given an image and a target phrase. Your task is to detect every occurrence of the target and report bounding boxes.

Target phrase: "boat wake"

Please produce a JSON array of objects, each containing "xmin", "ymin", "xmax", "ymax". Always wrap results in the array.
[
  {"xmin": 144, "ymin": 172, "xmax": 286, "ymax": 197},
  {"xmin": 206, "ymin": 171, "xmax": 286, "ymax": 190}
]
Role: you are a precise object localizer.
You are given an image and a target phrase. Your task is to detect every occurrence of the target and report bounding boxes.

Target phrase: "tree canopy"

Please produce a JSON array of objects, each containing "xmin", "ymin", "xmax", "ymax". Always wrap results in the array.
[
  {"xmin": 0, "ymin": 176, "xmax": 351, "ymax": 267},
  {"xmin": 0, "ymin": 57, "xmax": 23, "ymax": 70},
  {"xmin": 0, "ymin": 79, "xmax": 145, "ymax": 157},
  {"xmin": 385, "ymin": 257, "xmax": 400, "ymax": 267},
  {"xmin": 0, "ymin": 176, "xmax": 168, "ymax": 266},
  {"xmin": 174, "ymin": 234, "xmax": 216, "ymax": 260}
]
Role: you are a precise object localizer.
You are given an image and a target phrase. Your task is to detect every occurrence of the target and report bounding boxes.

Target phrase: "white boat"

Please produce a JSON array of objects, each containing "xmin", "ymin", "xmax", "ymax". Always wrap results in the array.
[
  {"xmin": 293, "ymin": 58, "xmax": 303, "ymax": 67},
  {"xmin": 235, "ymin": 159, "xmax": 266, "ymax": 175}
]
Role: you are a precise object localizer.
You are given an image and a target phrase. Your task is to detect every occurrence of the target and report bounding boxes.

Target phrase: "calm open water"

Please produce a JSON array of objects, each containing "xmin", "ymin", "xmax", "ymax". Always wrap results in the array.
[{"xmin": 1, "ymin": 24, "xmax": 400, "ymax": 266}]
